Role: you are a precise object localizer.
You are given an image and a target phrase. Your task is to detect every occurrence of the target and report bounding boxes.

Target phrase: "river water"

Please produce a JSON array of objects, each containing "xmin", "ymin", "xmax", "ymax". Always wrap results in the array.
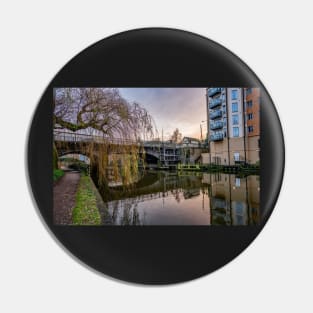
[{"xmin": 101, "ymin": 171, "xmax": 260, "ymax": 226}]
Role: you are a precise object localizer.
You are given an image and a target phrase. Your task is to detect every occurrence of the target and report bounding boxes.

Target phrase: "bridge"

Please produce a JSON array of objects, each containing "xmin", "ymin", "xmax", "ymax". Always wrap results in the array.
[{"xmin": 54, "ymin": 130, "xmax": 204, "ymax": 166}]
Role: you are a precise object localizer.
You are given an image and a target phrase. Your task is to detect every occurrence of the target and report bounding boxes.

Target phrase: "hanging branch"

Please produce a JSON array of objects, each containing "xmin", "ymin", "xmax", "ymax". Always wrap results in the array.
[{"xmin": 54, "ymin": 88, "xmax": 154, "ymax": 140}]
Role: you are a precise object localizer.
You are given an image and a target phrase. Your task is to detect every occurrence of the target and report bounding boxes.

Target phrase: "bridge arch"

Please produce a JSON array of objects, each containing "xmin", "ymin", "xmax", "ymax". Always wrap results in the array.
[
  {"xmin": 142, "ymin": 152, "xmax": 160, "ymax": 164},
  {"xmin": 59, "ymin": 152, "xmax": 90, "ymax": 164}
]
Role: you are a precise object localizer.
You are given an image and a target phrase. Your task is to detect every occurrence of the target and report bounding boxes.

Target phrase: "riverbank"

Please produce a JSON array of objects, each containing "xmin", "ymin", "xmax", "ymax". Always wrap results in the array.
[
  {"xmin": 153, "ymin": 163, "xmax": 260, "ymax": 175},
  {"xmin": 53, "ymin": 169, "xmax": 64, "ymax": 182},
  {"xmin": 53, "ymin": 172, "xmax": 107, "ymax": 225},
  {"xmin": 72, "ymin": 175, "xmax": 101, "ymax": 225}
]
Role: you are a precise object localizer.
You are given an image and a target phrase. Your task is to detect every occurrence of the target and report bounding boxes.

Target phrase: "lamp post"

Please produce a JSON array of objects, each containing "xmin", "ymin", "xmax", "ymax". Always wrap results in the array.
[{"xmin": 200, "ymin": 120, "xmax": 207, "ymax": 143}]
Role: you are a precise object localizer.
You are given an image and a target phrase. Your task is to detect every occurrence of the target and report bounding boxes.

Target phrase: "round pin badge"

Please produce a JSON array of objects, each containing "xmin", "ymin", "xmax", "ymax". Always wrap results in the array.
[{"xmin": 27, "ymin": 28, "xmax": 284, "ymax": 284}]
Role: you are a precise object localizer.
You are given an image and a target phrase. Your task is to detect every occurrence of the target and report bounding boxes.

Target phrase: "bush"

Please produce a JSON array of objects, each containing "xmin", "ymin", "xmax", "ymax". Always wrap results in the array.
[
  {"xmin": 68, "ymin": 162, "xmax": 89, "ymax": 173},
  {"xmin": 53, "ymin": 169, "xmax": 64, "ymax": 182}
]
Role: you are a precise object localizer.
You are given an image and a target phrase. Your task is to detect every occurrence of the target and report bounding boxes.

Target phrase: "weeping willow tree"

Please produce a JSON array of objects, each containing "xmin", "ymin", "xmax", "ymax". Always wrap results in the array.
[{"xmin": 53, "ymin": 88, "xmax": 155, "ymax": 188}]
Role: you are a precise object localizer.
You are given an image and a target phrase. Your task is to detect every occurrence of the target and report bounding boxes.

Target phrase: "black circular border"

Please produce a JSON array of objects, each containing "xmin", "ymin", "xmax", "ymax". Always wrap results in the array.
[{"xmin": 27, "ymin": 28, "xmax": 285, "ymax": 284}]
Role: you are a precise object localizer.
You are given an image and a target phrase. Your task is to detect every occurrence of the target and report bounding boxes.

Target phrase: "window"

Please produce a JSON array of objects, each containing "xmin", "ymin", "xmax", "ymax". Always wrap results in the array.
[
  {"xmin": 233, "ymin": 127, "xmax": 239, "ymax": 137},
  {"xmin": 231, "ymin": 89, "xmax": 238, "ymax": 100},
  {"xmin": 247, "ymin": 113, "xmax": 253, "ymax": 120},
  {"xmin": 246, "ymin": 88, "xmax": 252, "ymax": 95},
  {"xmin": 232, "ymin": 102, "xmax": 238, "ymax": 112},
  {"xmin": 235, "ymin": 177, "xmax": 241, "ymax": 187},
  {"xmin": 234, "ymin": 153, "xmax": 240, "ymax": 162},
  {"xmin": 246, "ymin": 100, "xmax": 253, "ymax": 108},
  {"xmin": 232, "ymin": 115, "xmax": 239, "ymax": 125},
  {"xmin": 248, "ymin": 126, "xmax": 254, "ymax": 133}
]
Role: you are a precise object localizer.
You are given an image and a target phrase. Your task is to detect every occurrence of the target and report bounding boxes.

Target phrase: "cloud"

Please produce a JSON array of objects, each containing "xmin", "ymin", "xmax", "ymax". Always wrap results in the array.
[{"xmin": 119, "ymin": 88, "xmax": 207, "ymax": 139}]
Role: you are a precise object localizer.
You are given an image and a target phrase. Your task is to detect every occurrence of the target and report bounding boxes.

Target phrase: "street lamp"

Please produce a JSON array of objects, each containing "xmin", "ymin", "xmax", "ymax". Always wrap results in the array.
[{"xmin": 200, "ymin": 120, "xmax": 207, "ymax": 142}]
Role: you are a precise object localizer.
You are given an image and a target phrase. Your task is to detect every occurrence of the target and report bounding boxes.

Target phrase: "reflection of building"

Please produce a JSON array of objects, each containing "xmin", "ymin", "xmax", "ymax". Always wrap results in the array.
[
  {"xmin": 205, "ymin": 88, "xmax": 260, "ymax": 165},
  {"xmin": 205, "ymin": 173, "xmax": 260, "ymax": 225}
]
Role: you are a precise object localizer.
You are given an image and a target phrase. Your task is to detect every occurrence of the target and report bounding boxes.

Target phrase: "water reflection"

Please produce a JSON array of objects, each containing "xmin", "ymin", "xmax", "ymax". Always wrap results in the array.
[{"xmin": 101, "ymin": 171, "xmax": 260, "ymax": 225}]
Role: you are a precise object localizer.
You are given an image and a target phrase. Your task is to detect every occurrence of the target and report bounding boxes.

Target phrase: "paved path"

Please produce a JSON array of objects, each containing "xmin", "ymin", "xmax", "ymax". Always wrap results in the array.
[{"xmin": 53, "ymin": 172, "xmax": 80, "ymax": 224}]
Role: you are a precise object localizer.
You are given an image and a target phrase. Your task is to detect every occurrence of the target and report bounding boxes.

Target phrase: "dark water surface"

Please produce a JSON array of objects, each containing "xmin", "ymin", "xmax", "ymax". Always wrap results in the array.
[{"xmin": 101, "ymin": 171, "xmax": 260, "ymax": 226}]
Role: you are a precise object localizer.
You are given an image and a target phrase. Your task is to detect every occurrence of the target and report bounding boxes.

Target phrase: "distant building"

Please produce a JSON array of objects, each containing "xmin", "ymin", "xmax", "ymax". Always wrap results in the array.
[
  {"xmin": 181, "ymin": 136, "xmax": 200, "ymax": 148},
  {"xmin": 180, "ymin": 137, "xmax": 202, "ymax": 164}
]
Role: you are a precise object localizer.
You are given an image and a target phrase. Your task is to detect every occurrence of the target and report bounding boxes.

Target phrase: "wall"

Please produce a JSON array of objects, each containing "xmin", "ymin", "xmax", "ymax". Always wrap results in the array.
[{"xmin": 245, "ymin": 88, "xmax": 260, "ymax": 137}]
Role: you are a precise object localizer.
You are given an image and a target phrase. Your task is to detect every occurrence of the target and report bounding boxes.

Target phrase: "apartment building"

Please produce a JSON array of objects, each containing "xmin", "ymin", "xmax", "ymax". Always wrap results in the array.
[
  {"xmin": 206, "ymin": 87, "xmax": 260, "ymax": 166},
  {"xmin": 244, "ymin": 88, "xmax": 261, "ymax": 164},
  {"xmin": 207, "ymin": 87, "xmax": 245, "ymax": 165}
]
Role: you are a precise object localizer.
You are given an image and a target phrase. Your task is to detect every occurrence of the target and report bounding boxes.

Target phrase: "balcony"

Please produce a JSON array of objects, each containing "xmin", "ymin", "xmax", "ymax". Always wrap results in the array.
[
  {"xmin": 209, "ymin": 98, "xmax": 222, "ymax": 109},
  {"xmin": 210, "ymin": 109, "xmax": 222, "ymax": 120},
  {"xmin": 210, "ymin": 133, "xmax": 224, "ymax": 141},
  {"xmin": 208, "ymin": 88, "xmax": 222, "ymax": 97},
  {"xmin": 210, "ymin": 121, "xmax": 223, "ymax": 130}
]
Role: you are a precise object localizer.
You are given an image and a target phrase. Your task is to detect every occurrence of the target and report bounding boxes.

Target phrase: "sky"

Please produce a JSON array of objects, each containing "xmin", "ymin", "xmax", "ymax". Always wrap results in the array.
[{"xmin": 119, "ymin": 88, "xmax": 207, "ymax": 140}]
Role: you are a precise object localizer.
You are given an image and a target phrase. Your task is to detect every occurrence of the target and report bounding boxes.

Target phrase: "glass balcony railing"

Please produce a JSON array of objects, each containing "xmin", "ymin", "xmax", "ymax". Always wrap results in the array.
[
  {"xmin": 209, "ymin": 98, "xmax": 222, "ymax": 109},
  {"xmin": 210, "ymin": 109, "xmax": 222, "ymax": 120},
  {"xmin": 210, "ymin": 121, "xmax": 223, "ymax": 130},
  {"xmin": 210, "ymin": 133, "xmax": 224, "ymax": 141},
  {"xmin": 208, "ymin": 87, "xmax": 222, "ymax": 97}
]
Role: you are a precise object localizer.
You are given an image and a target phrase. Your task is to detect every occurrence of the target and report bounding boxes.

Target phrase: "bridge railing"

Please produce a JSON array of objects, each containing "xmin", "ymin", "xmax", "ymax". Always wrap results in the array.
[{"xmin": 53, "ymin": 130, "xmax": 140, "ymax": 146}]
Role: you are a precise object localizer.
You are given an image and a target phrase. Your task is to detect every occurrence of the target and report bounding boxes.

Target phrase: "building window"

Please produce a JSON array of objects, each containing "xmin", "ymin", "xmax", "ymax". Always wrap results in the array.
[
  {"xmin": 246, "ymin": 100, "xmax": 253, "ymax": 108},
  {"xmin": 247, "ymin": 113, "xmax": 253, "ymax": 120},
  {"xmin": 248, "ymin": 126, "xmax": 254, "ymax": 133},
  {"xmin": 234, "ymin": 153, "xmax": 240, "ymax": 162},
  {"xmin": 246, "ymin": 88, "xmax": 252, "ymax": 95},
  {"xmin": 231, "ymin": 89, "xmax": 238, "ymax": 100},
  {"xmin": 232, "ymin": 102, "xmax": 238, "ymax": 112},
  {"xmin": 235, "ymin": 177, "xmax": 241, "ymax": 186},
  {"xmin": 232, "ymin": 115, "xmax": 239, "ymax": 125},
  {"xmin": 233, "ymin": 127, "xmax": 239, "ymax": 137}
]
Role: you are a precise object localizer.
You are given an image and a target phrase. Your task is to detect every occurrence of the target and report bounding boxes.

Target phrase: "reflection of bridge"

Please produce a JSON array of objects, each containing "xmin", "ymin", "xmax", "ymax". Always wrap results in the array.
[
  {"xmin": 54, "ymin": 130, "xmax": 203, "ymax": 165},
  {"xmin": 105, "ymin": 171, "xmax": 202, "ymax": 202}
]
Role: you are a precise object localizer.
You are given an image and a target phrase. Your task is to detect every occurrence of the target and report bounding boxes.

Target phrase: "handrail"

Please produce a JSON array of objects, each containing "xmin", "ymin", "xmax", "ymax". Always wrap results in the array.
[{"xmin": 53, "ymin": 130, "xmax": 139, "ymax": 145}]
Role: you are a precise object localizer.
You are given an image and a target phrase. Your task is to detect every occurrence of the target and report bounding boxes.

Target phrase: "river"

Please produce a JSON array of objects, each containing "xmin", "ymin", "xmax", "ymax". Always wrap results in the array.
[{"xmin": 100, "ymin": 171, "xmax": 260, "ymax": 226}]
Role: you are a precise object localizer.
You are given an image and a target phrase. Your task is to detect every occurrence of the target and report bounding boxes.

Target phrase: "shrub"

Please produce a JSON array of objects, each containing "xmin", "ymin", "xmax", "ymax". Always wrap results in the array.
[{"xmin": 53, "ymin": 169, "xmax": 64, "ymax": 181}]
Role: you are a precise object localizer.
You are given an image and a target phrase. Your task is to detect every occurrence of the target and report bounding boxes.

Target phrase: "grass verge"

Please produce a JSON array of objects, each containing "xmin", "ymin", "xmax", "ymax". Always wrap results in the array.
[{"xmin": 72, "ymin": 175, "xmax": 101, "ymax": 225}]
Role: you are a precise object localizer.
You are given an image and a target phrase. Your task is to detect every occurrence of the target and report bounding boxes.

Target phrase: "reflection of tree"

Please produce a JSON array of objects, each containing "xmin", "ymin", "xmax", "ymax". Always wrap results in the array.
[
  {"xmin": 131, "ymin": 203, "xmax": 140, "ymax": 225},
  {"xmin": 121, "ymin": 202, "xmax": 132, "ymax": 225},
  {"xmin": 111, "ymin": 200, "xmax": 119, "ymax": 224},
  {"xmin": 106, "ymin": 171, "xmax": 203, "ymax": 201},
  {"xmin": 109, "ymin": 199, "xmax": 142, "ymax": 225},
  {"xmin": 171, "ymin": 189, "xmax": 181, "ymax": 203}
]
